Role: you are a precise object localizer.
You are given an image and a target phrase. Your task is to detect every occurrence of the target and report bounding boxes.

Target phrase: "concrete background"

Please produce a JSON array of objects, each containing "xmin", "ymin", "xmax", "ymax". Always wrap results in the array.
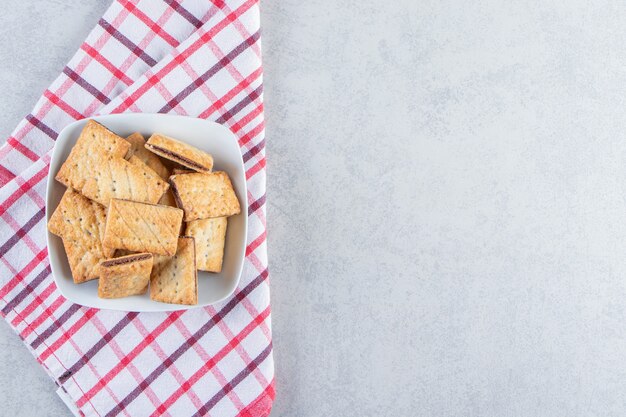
[{"xmin": 2, "ymin": 0, "xmax": 626, "ymax": 416}]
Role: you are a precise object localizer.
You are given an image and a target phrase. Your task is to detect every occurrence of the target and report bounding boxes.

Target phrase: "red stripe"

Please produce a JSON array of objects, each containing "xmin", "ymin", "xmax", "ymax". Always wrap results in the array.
[
  {"xmin": 102, "ymin": 270, "xmax": 267, "ymax": 417},
  {"xmin": 20, "ymin": 295, "xmax": 65, "ymax": 340},
  {"xmin": 75, "ymin": 311, "xmax": 183, "ymax": 406},
  {"xmin": 114, "ymin": 0, "xmax": 257, "ymax": 112},
  {"xmin": 43, "ymin": 90, "xmax": 84, "ymax": 120},
  {"xmin": 242, "ymin": 138, "xmax": 264, "ymax": 163},
  {"xmin": 6, "ymin": 137, "xmax": 40, "ymax": 161},
  {"xmin": 80, "ymin": 43, "xmax": 134, "ymax": 85},
  {"xmin": 192, "ymin": 342, "xmax": 273, "ymax": 416},
  {"xmin": 150, "ymin": 307, "xmax": 271, "ymax": 417},
  {"xmin": 216, "ymin": 85, "xmax": 262, "ymax": 125},
  {"xmin": 10, "ymin": 281, "xmax": 55, "ymax": 327},
  {"xmin": 238, "ymin": 378, "xmax": 275, "ymax": 417},
  {"xmin": 120, "ymin": 0, "xmax": 178, "ymax": 47},
  {"xmin": 198, "ymin": 67, "xmax": 262, "ymax": 119},
  {"xmin": 246, "ymin": 229, "xmax": 266, "ymax": 257},
  {"xmin": 0, "ymin": 165, "xmax": 48, "ymax": 216},
  {"xmin": 0, "ymin": 247, "xmax": 47, "ymax": 299},
  {"xmin": 0, "ymin": 164, "xmax": 14, "ymax": 185},
  {"xmin": 39, "ymin": 307, "xmax": 98, "ymax": 361},
  {"xmin": 229, "ymin": 102, "xmax": 263, "ymax": 134},
  {"xmin": 245, "ymin": 157, "xmax": 266, "ymax": 180},
  {"xmin": 238, "ymin": 120, "xmax": 264, "ymax": 148}
]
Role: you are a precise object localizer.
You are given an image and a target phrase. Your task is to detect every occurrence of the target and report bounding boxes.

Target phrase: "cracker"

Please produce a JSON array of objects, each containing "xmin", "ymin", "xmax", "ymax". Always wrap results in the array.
[
  {"xmin": 150, "ymin": 237, "xmax": 197, "ymax": 305},
  {"xmin": 169, "ymin": 172, "xmax": 240, "ymax": 221},
  {"xmin": 63, "ymin": 239, "xmax": 104, "ymax": 283},
  {"xmin": 81, "ymin": 155, "xmax": 169, "ymax": 206},
  {"xmin": 171, "ymin": 168, "xmax": 194, "ymax": 175},
  {"xmin": 185, "ymin": 217, "xmax": 227, "ymax": 272},
  {"xmin": 48, "ymin": 188, "xmax": 113, "ymax": 282},
  {"xmin": 98, "ymin": 253, "xmax": 153, "ymax": 298},
  {"xmin": 145, "ymin": 134, "xmax": 213, "ymax": 173},
  {"xmin": 56, "ymin": 120, "xmax": 131, "ymax": 190},
  {"xmin": 126, "ymin": 132, "xmax": 170, "ymax": 179},
  {"xmin": 103, "ymin": 199, "xmax": 183, "ymax": 256}
]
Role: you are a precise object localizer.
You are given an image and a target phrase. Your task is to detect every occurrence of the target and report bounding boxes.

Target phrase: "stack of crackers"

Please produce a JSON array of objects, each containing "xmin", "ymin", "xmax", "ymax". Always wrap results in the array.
[{"xmin": 47, "ymin": 120, "xmax": 241, "ymax": 305}]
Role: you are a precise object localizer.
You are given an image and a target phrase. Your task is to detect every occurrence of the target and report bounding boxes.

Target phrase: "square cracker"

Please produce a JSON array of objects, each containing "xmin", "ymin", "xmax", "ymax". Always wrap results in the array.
[
  {"xmin": 81, "ymin": 155, "xmax": 169, "ymax": 206},
  {"xmin": 56, "ymin": 120, "xmax": 131, "ymax": 190},
  {"xmin": 103, "ymin": 199, "xmax": 183, "ymax": 256},
  {"xmin": 150, "ymin": 237, "xmax": 197, "ymax": 305},
  {"xmin": 63, "ymin": 239, "xmax": 105, "ymax": 283},
  {"xmin": 169, "ymin": 172, "xmax": 240, "ymax": 221},
  {"xmin": 48, "ymin": 188, "xmax": 113, "ymax": 282},
  {"xmin": 98, "ymin": 253, "xmax": 153, "ymax": 298},
  {"xmin": 185, "ymin": 217, "xmax": 227, "ymax": 272},
  {"xmin": 126, "ymin": 132, "xmax": 170, "ymax": 179},
  {"xmin": 145, "ymin": 134, "xmax": 213, "ymax": 173}
]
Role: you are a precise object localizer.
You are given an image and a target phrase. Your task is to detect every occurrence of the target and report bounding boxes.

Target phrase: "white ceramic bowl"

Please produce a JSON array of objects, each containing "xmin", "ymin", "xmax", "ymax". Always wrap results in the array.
[{"xmin": 46, "ymin": 114, "xmax": 247, "ymax": 312}]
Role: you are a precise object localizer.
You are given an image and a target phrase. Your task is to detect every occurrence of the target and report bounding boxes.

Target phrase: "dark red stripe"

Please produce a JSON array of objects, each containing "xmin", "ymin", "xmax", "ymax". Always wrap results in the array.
[
  {"xmin": 192, "ymin": 342, "xmax": 273, "ymax": 416},
  {"xmin": 98, "ymin": 19, "xmax": 157, "ymax": 66},
  {"xmin": 158, "ymin": 31, "xmax": 260, "ymax": 113},
  {"xmin": 1, "ymin": 264, "xmax": 51, "ymax": 315},
  {"xmin": 164, "ymin": 0, "xmax": 203, "ymax": 28},
  {"xmin": 30, "ymin": 303, "xmax": 82, "ymax": 349},
  {"xmin": 58, "ymin": 311, "xmax": 138, "ymax": 384},
  {"xmin": 248, "ymin": 193, "xmax": 265, "ymax": 217},
  {"xmin": 215, "ymin": 84, "xmax": 263, "ymax": 124},
  {"xmin": 103, "ymin": 269, "xmax": 268, "ymax": 417},
  {"xmin": 0, "ymin": 206, "xmax": 45, "ymax": 256},
  {"xmin": 242, "ymin": 137, "xmax": 265, "ymax": 163},
  {"xmin": 25, "ymin": 114, "xmax": 57, "ymax": 140},
  {"xmin": 62, "ymin": 67, "xmax": 111, "ymax": 104}
]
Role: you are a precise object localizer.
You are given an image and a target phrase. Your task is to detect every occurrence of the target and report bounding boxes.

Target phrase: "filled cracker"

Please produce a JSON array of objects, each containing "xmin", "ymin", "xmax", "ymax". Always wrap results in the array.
[
  {"xmin": 150, "ymin": 237, "xmax": 198, "ymax": 305},
  {"xmin": 185, "ymin": 217, "xmax": 227, "ymax": 272},
  {"xmin": 48, "ymin": 188, "xmax": 114, "ymax": 282},
  {"xmin": 145, "ymin": 134, "xmax": 213, "ymax": 173},
  {"xmin": 103, "ymin": 199, "xmax": 183, "ymax": 256},
  {"xmin": 169, "ymin": 171, "xmax": 240, "ymax": 221},
  {"xmin": 98, "ymin": 253, "xmax": 153, "ymax": 298}
]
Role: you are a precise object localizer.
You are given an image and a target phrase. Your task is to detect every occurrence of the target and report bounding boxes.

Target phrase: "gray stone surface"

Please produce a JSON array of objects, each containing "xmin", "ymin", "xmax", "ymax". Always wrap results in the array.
[{"xmin": 2, "ymin": 1, "xmax": 626, "ymax": 416}]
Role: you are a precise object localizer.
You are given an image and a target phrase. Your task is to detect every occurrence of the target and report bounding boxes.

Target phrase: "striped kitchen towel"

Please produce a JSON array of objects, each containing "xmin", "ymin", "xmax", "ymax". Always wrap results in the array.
[{"xmin": 0, "ymin": 0, "xmax": 273, "ymax": 416}]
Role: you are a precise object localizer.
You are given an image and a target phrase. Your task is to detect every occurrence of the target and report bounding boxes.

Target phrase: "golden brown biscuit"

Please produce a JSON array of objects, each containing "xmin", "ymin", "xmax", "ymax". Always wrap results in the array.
[
  {"xmin": 150, "ymin": 237, "xmax": 197, "ymax": 305},
  {"xmin": 185, "ymin": 217, "xmax": 227, "ymax": 272},
  {"xmin": 102, "ymin": 199, "xmax": 183, "ymax": 256},
  {"xmin": 48, "ymin": 188, "xmax": 114, "ymax": 282},
  {"xmin": 80, "ymin": 155, "xmax": 169, "ymax": 207},
  {"xmin": 63, "ymin": 240, "xmax": 103, "ymax": 283},
  {"xmin": 171, "ymin": 168, "xmax": 194, "ymax": 175},
  {"xmin": 126, "ymin": 132, "xmax": 170, "ymax": 179},
  {"xmin": 169, "ymin": 172, "xmax": 240, "ymax": 221},
  {"xmin": 145, "ymin": 134, "xmax": 213, "ymax": 173},
  {"xmin": 56, "ymin": 120, "xmax": 131, "ymax": 190},
  {"xmin": 98, "ymin": 253, "xmax": 153, "ymax": 298}
]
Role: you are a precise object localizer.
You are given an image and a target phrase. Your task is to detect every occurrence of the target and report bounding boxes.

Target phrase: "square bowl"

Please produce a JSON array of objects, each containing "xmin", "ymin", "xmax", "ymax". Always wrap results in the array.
[{"xmin": 46, "ymin": 114, "xmax": 247, "ymax": 312}]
